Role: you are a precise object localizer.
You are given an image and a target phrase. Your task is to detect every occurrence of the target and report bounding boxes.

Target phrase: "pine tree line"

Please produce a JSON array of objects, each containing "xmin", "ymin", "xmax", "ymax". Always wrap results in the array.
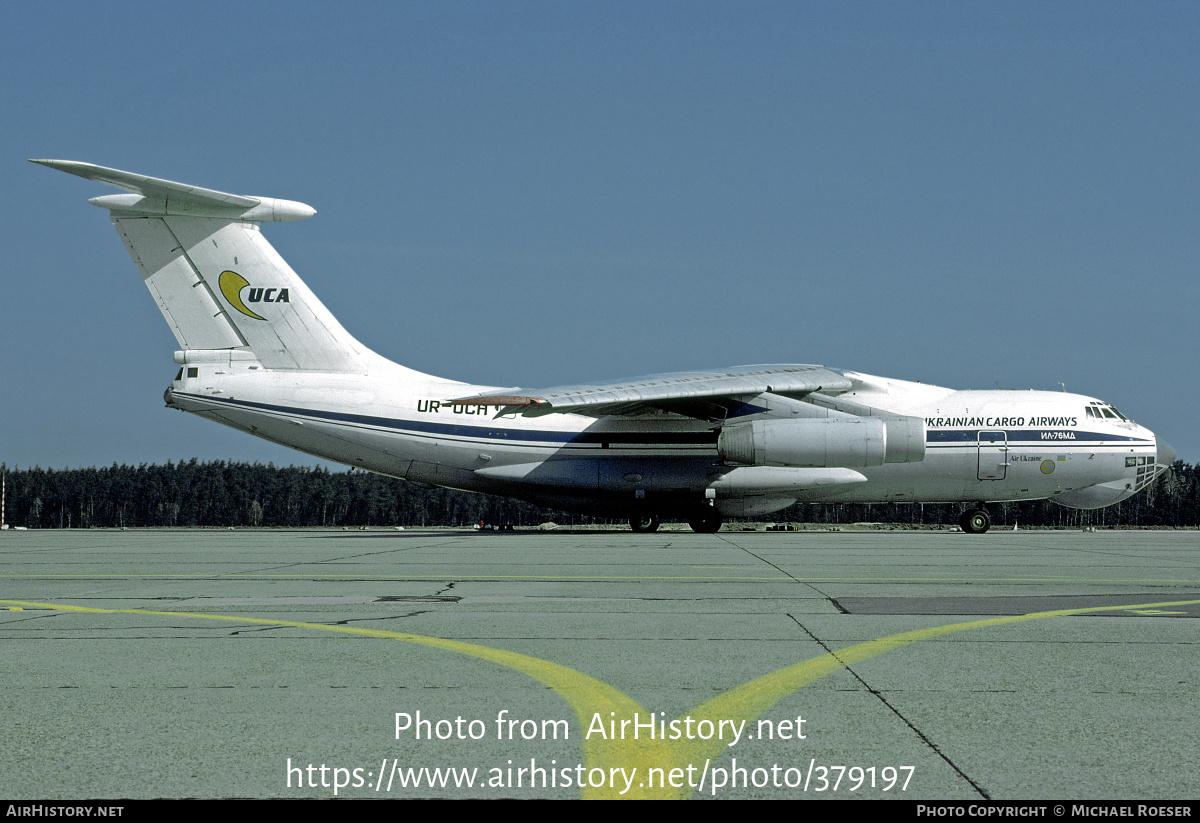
[
  {"xmin": 1, "ymin": 459, "xmax": 1196, "ymax": 529},
  {"xmin": 0, "ymin": 461, "xmax": 579, "ymax": 529}
]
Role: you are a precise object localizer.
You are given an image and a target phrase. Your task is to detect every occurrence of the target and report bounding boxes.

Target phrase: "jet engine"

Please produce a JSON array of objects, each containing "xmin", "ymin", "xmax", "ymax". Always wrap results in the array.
[{"xmin": 717, "ymin": 416, "xmax": 925, "ymax": 468}]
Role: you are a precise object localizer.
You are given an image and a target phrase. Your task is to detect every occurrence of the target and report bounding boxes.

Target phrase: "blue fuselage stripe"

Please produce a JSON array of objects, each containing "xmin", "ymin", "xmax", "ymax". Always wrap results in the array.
[
  {"xmin": 178, "ymin": 392, "xmax": 717, "ymax": 446},
  {"xmin": 927, "ymin": 429, "xmax": 1150, "ymax": 444}
]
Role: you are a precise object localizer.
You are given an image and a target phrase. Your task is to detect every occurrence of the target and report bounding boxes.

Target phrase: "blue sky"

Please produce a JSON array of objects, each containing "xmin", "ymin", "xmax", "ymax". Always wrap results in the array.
[{"xmin": 3, "ymin": 1, "xmax": 1197, "ymax": 468}]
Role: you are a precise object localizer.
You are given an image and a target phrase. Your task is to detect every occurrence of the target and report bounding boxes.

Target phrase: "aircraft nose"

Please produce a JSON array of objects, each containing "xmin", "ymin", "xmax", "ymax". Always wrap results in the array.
[{"xmin": 1157, "ymin": 438, "xmax": 1177, "ymax": 468}]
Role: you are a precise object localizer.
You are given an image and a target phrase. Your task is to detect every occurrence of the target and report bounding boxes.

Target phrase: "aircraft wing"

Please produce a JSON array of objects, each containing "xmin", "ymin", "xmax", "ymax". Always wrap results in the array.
[{"xmin": 449, "ymin": 364, "xmax": 853, "ymax": 418}]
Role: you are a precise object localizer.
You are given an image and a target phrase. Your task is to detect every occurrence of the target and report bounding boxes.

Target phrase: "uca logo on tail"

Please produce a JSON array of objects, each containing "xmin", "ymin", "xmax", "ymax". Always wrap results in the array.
[{"xmin": 218, "ymin": 270, "xmax": 289, "ymax": 321}]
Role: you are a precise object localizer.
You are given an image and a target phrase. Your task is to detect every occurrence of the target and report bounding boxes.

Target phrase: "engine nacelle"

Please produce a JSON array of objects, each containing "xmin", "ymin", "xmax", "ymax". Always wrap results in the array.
[{"xmin": 717, "ymin": 417, "xmax": 926, "ymax": 468}]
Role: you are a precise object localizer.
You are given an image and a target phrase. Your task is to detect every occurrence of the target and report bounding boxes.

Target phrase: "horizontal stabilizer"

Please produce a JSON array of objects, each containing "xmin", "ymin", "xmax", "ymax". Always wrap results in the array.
[{"xmin": 30, "ymin": 159, "xmax": 315, "ymax": 222}]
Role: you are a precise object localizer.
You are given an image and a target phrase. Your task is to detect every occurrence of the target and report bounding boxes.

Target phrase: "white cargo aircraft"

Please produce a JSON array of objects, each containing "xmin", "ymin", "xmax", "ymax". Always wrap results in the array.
[{"xmin": 36, "ymin": 160, "xmax": 1176, "ymax": 533}]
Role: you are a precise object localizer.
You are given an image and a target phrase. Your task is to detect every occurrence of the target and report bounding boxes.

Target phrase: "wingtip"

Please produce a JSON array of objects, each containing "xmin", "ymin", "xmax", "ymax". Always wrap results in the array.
[{"xmin": 29, "ymin": 159, "xmax": 87, "ymax": 172}]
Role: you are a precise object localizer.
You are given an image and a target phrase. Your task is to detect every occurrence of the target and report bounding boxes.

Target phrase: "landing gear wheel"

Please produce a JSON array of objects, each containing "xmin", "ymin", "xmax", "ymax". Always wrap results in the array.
[
  {"xmin": 630, "ymin": 513, "xmax": 661, "ymax": 533},
  {"xmin": 687, "ymin": 509, "xmax": 723, "ymax": 534},
  {"xmin": 959, "ymin": 508, "xmax": 991, "ymax": 534}
]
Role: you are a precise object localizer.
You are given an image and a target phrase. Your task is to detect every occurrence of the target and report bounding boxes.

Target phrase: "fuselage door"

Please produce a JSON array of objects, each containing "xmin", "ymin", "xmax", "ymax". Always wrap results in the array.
[{"xmin": 977, "ymin": 430, "xmax": 1008, "ymax": 480}]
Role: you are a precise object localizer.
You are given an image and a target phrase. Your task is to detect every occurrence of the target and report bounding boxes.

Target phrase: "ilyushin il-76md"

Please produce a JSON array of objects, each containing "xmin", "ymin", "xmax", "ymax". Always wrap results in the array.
[{"xmin": 35, "ymin": 160, "xmax": 1176, "ymax": 534}]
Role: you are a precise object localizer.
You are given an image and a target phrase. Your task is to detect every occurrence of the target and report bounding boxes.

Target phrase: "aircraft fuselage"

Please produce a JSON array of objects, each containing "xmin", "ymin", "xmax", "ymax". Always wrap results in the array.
[{"xmin": 165, "ymin": 361, "xmax": 1163, "ymax": 520}]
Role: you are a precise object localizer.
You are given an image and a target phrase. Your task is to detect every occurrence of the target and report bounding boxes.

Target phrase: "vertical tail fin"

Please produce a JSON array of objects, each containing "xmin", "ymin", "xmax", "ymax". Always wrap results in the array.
[{"xmin": 33, "ymin": 160, "xmax": 370, "ymax": 373}]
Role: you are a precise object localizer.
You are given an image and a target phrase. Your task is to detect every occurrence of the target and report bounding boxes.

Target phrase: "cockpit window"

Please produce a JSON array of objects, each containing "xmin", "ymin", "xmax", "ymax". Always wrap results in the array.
[{"xmin": 1087, "ymin": 402, "xmax": 1129, "ymax": 422}]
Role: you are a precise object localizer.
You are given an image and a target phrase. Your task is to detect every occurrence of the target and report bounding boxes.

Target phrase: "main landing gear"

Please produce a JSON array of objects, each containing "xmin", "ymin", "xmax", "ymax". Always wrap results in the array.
[
  {"xmin": 630, "ymin": 512, "xmax": 661, "ymax": 533},
  {"xmin": 628, "ymin": 509, "xmax": 724, "ymax": 533},
  {"xmin": 958, "ymin": 507, "xmax": 991, "ymax": 534},
  {"xmin": 687, "ymin": 508, "xmax": 722, "ymax": 534}
]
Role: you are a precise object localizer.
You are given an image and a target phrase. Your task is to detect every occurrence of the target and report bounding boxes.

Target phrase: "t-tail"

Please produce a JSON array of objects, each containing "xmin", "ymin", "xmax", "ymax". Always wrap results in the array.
[{"xmin": 32, "ymin": 159, "xmax": 372, "ymax": 373}]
